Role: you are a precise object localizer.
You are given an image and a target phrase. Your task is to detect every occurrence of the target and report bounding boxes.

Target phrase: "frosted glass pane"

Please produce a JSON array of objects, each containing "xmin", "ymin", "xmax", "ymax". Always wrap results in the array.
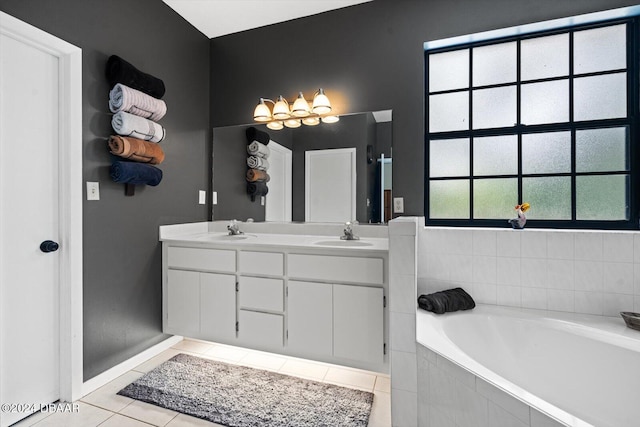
[
  {"xmin": 521, "ymin": 80, "xmax": 569, "ymax": 125},
  {"xmin": 473, "ymin": 178, "xmax": 518, "ymax": 219},
  {"xmin": 430, "ymin": 180, "xmax": 469, "ymax": 219},
  {"xmin": 576, "ymin": 175, "xmax": 628, "ymax": 220},
  {"xmin": 574, "ymin": 24, "xmax": 626, "ymax": 74},
  {"xmin": 574, "ymin": 73, "xmax": 626, "ymax": 121},
  {"xmin": 522, "ymin": 131, "xmax": 571, "ymax": 174},
  {"xmin": 429, "ymin": 92, "xmax": 469, "ymax": 132},
  {"xmin": 576, "ymin": 127, "xmax": 628, "ymax": 173},
  {"xmin": 429, "ymin": 49, "xmax": 469, "ymax": 92},
  {"xmin": 473, "ymin": 135, "xmax": 517, "ymax": 176},
  {"xmin": 522, "ymin": 177, "xmax": 571, "ymax": 220},
  {"xmin": 521, "ymin": 33, "xmax": 569, "ymax": 80},
  {"xmin": 472, "ymin": 41, "xmax": 516, "ymax": 86},
  {"xmin": 472, "ymin": 86, "xmax": 517, "ymax": 129},
  {"xmin": 430, "ymin": 139, "xmax": 470, "ymax": 177}
]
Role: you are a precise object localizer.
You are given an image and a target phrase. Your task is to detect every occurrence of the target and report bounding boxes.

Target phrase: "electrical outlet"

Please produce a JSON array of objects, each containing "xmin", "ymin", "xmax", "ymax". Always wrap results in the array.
[
  {"xmin": 87, "ymin": 182, "xmax": 99, "ymax": 201},
  {"xmin": 198, "ymin": 190, "xmax": 206, "ymax": 204},
  {"xmin": 393, "ymin": 197, "xmax": 404, "ymax": 213}
]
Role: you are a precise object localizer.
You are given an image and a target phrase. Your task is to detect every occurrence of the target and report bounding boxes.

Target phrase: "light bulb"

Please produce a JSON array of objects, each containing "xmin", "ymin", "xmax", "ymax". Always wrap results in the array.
[
  {"xmin": 253, "ymin": 98, "xmax": 271, "ymax": 122},
  {"xmin": 284, "ymin": 119, "xmax": 302, "ymax": 128},
  {"xmin": 272, "ymin": 95, "xmax": 290, "ymax": 120},
  {"xmin": 302, "ymin": 117, "xmax": 320, "ymax": 126},
  {"xmin": 291, "ymin": 92, "xmax": 311, "ymax": 117},
  {"xmin": 267, "ymin": 121, "xmax": 284, "ymax": 130},
  {"xmin": 312, "ymin": 88, "xmax": 332, "ymax": 115},
  {"xmin": 321, "ymin": 115, "xmax": 340, "ymax": 123}
]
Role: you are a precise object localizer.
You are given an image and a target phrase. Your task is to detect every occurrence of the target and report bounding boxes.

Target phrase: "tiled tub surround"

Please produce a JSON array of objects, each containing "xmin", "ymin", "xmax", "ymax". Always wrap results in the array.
[{"xmin": 418, "ymin": 227, "xmax": 640, "ymax": 316}]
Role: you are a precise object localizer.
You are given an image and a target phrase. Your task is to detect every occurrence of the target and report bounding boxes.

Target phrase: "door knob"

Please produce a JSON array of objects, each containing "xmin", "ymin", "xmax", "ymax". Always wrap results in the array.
[{"xmin": 40, "ymin": 240, "xmax": 59, "ymax": 253}]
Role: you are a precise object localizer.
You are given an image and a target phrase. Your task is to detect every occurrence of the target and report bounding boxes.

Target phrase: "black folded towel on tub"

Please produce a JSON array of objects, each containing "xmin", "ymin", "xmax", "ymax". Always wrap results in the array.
[
  {"xmin": 106, "ymin": 55, "xmax": 166, "ymax": 99},
  {"xmin": 110, "ymin": 160, "xmax": 163, "ymax": 186},
  {"xmin": 245, "ymin": 126, "xmax": 270, "ymax": 145},
  {"xmin": 418, "ymin": 288, "xmax": 475, "ymax": 314}
]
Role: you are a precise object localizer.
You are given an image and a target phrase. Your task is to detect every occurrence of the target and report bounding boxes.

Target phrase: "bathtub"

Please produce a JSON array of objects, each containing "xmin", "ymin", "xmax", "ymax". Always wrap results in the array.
[{"xmin": 416, "ymin": 305, "xmax": 640, "ymax": 427}]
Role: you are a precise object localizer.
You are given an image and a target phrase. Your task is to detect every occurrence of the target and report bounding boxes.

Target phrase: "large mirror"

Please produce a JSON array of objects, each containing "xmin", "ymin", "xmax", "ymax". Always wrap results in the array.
[{"xmin": 212, "ymin": 110, "xmax": 392, "ymax": 224}]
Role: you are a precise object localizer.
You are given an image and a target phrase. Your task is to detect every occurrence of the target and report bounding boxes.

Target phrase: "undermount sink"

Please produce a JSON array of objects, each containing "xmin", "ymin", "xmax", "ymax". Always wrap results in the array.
[
  {"xmin": 313, "ymin": 239, "xmax": 373, "ymax": 247},
  {"xmin": 197, "ymin": 233, "xmax": 256, "ymax": 241}
]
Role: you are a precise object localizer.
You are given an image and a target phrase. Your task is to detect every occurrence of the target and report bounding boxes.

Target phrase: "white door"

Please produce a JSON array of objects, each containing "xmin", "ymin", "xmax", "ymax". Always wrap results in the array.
[
  {"xmin": 0, "ymin": 31, "xmax": 61, "ymax": 426},
  {"xmin": 264, "ymin": 141, "xmax": 292, "ymax": 222},
  {"xmin": 305, "ymin": 148, "xmax": 356, "ymax": 223}
]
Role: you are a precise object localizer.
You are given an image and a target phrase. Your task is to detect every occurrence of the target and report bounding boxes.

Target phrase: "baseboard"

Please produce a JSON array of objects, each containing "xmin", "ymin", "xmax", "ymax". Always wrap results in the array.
[{"xmin": 80, "ymin": 335, "xmax": 183, "ymax": 398}]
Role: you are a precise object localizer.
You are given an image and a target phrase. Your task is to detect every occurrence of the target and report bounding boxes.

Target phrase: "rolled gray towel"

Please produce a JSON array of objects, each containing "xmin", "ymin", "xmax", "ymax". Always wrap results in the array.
[
  {"xmin": 247, "ymin": 141, "xmax": 270, "ymax": 159},
  {"xmin": 109, "ymin": 83, "xmax": 167, "ymax": 121},
  {"xmin": 246, "ymin": 155, "xmax": 269, "ymax": 171},
  {"xmin": 111, "ymin": 111, "xmax": 165, "ymax": 143},
  {"xmin": 418, "ymin": 288, "xmax": 475, "ymax": 314}
]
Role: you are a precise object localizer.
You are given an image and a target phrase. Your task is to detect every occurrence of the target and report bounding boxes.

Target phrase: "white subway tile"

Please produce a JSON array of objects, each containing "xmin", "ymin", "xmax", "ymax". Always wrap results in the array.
[
  {"xmin": 574, "ymin": 291, "xmax": 603, "ymax": 315},
  {"xmin": 497, "ymin": 257, "xmax": 521, "ymax": 286},
  {"xmin": 390, "ymin": 235, "xmax": 416, "ymax": 276},
  {"xmin": 390, "ymin": 273, "xmax": 417, "ymax": 314},
  {"xmin": 520, "ymin": 232, "xmax": 547, "ymax": 258},
  {"xmin": 473, "ymin": 230, "xmax": 497, "ymax": 256},
  {"xmin": 521, "ymin": 287, "xmax": 547, "ymax": 310},
  {"xmin": 635, "ymin": 264, "xmax": 640, "ymax": 296},
  {"xmin": 390, "ymin": 312, "xmax": 417, "ymax": 353},
  {"xmin": 391, "ymin": 388, "xmax": 418, "ymax": 427},
  {"xmin": 473, "ymin": 256, "xmax": 497, "ymax": 284},
  {"xmin": 487, "ymin": 401, "xmax": 529, "ymax": 427},
  {"xmin": 448, "ymin": 229, "xmax": 474, "ymax": 255},
  {"xmin": 520, "ymin": 259, "xmax": 547, "ymax": 288},
  {"xmin": 574, "ymin": 232, "xmax": 603, "ymax": 261},
  {"xmin": 547, "ymin": 232, "xmax": 574, "ymax": 260},
  {"xmin": 603, "ymin": 233, "xmax": 634, "ymax": 263},
  {"xmin": 473, "ymin": 283, "xmax": 497, "ymax": 304},
  {"xmin": 389, "ymin": 219, "xmax": 417, "ymax": 236},
  {"xmin": 635, "ymin": 295, "xmax": 640, "ymax": 312},
  {"xmin": 547, "ymin": 289, "xmax": 574, "ymax": 312},
  {"xmin": 530, "ymin": 409, "xmax": 566, "ymax": 427},
  {"xmin": 429, "ymin": 364, "xmax": 457, "ymax": 414},
  {"xmin": 574, "ymin": 261, "xmax": 604, "ymax": 292},
  {"xmin": 430, "ymin": 406, "xmax": 456, "ymax": 427},
  {"xmin": 476, "ymin": 378, "xmax": 530, "ymax": 424},
  {"xmin": 455, "ymin": 381, "xmax": 489, "ymax": 427},
  {"xmin": 391, "ymin": 351, "xmax": 417, "ymax": 392},
  {"xmin": 497, "ymin": 231, "xmax": 521, "ymax": 258},
  {"xmin": 448, "ymin": 254, "xmax": 473, "ymax": 283},
  {"xmin": 424, "ymin": 253, "xmax": 448, "ymax": 281},
  {"xmin": 436, "ymin": 354, "xmax": 475, "ymax": 389},
  {"xmin": 546, "ymin": 259, "xmax": 574, "ymax": 290},
  {"xmin": 603, "ymin": 262, "xmax": 634, "ymax": 295},
  {"xmin": 602, "ymin": 293, "xmax": 634, "ymax": 317},
  {"xmin": 497, "ymin": 285, "xmax": 522, "ymax": 307},
  {"xmin": 634, "ymin": 234, "xmax": 640, "ymax": 264}
]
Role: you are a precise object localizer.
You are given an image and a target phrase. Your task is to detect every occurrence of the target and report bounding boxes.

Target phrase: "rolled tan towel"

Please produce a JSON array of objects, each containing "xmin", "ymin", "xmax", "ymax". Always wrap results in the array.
[
  {"xmin": 246, "ymin": 168, "xmax": 270, "ymax": 182},
  {"xmin": 108, "ymin": 135, "xmax": 165, "ymax": 165}
]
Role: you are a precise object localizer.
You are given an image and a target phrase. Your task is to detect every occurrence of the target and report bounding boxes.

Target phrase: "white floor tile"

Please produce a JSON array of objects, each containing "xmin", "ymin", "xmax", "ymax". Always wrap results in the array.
[
  {"xmin": 374, "ymin": 376, "xmax": 391, "ymax": 393},
  {"xmin": 10, "ymin": 409, "xmax": 53, "ymax": 426},
  {"xmin": 324, "ymin": 366, "xmax": 377, "ymax": 391},
  {"xmin": 203, "ymin": 344, "xmax": 249, "ymax": 362},
  {"xmin": 171, "ymin": 339, "xmax": 213, "ymax": 354},
  {"xmin": 279, "ymin": 359, "xmax": 329, "ymax": 380},
  {"xmin": 98, "ymin": 413, "xmax": 155, "ymax": 427},
  {"xmin": 119, "ymin": 400, "xmax": 179, "ymax": 426},
  {"xmin": 368, "ymin": 391, "xmax": 391, "ymax": 427},
  {"xmin": 165, "ymin": 413, "xmax": 226, "ymax": 427},
  {"xmin": 80, "ymin": 371, "xmax": 143, "ymax": 412},
  {"xmin": 133, "ymin": 349, "xmax": 182, "ymax": 373},
  {"xmin": 32, "ymin": 402, "xmax": 112, "ymax": 427},
  {"xmin": 238, "ymin": 352, "xmax": 287, "ymax": 371}
]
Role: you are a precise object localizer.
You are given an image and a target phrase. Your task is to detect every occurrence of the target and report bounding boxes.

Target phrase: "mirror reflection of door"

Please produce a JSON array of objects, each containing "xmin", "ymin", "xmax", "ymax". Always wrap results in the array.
[
  {"xmin": 265, "ymin": 140, "xmax": 292, "ymax": 222},
  {"xmin": 379, "ymin": 154, "xmax": 392, "ymax": 223},
  {"xmin": 305, "ymin": 148, "xmax": 357, "ymax": 222}
]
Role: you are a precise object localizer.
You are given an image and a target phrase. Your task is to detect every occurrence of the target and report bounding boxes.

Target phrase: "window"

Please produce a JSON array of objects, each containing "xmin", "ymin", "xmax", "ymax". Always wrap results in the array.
[{"xmin": 425, "ymin": 19, "xmax": 637, "ymax": 228}]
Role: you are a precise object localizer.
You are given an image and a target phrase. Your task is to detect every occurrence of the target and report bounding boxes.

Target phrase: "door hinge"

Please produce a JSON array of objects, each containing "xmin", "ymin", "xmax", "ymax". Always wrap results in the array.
[
  {"xmin": 383, "ymin": 295, "xmax": 386, "ymax": 308},
  {"xmin": 286, "ymin": 330, "xmax": 288, "ymax": 339},
  {"xmin": 236, "ymin": 321, "xmax": 239, "ymax": 332},
  {"xmin": 286, "ymin": 286, "xmax": 288, "ymax": 297},
  {"xmin": 384, "ymin": 343, "xmax": 387, "ymax": 355},
  {"xmin": 236, "ymin": 282, "xmax": 239, "ymax": 292}
]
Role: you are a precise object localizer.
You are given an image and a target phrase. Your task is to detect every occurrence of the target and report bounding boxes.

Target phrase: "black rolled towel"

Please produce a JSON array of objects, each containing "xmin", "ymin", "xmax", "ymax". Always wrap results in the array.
[
  {"xmin": 418, "ymin": 288, "xmax": 475, "ymax": 314},
  {"xmin": 246, "ymin": 126, "xmax": 270, "ymax": 145},
  {"xmin": 106, "ymin": 55, "xmax": 166, "ymax": 99},
  {"xmin": 110, "ymin": 161, "xmax": 163, "ymax": 186},
  {"xmin": 247, "ymin": 181, "xmax": 269, "ymax": 196}
]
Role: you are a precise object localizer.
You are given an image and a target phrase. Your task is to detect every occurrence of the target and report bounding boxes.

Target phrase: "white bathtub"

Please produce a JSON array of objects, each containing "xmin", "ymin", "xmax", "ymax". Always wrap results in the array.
[{"xmin": 416, "ymin": 305, "xmax": 640, "ymax": 427}]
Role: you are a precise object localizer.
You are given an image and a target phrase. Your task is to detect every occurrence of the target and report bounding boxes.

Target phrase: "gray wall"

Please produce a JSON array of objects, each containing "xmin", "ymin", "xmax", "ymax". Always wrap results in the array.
[
  {"xmin": 0, "ymin": 0, "xmax": 210, "ymax": 380},
  {"xmin": 210, "ymin": 0, "xmax": 640, "ymax": 217}
]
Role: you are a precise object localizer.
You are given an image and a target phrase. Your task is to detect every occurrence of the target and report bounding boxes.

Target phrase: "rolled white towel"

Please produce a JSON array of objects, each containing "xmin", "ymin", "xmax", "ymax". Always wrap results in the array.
[
  {"xmin": 111, "ymin": 111, "xmax": 165, "ymax": 143},
  {"xmin": 109, "ymin": 83, "xmax": 167, "ymax": 121},
  {"xmin": 247, "ymin": 141, "xmax": 270, "ymax": 159},
  {"xmin": 247, "ymin": 155, "xmax": 269, "ymax": 171}
]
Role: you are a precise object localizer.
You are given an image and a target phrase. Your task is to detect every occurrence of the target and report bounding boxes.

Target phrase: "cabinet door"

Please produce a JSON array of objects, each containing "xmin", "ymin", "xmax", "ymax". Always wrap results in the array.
[
  {"xmin": 287, "ymin": 281, "xmax": 332, "ymax": 357},
  {"xmin": 333, "ymin": 284, "xmax": 384, "ymax": 364},
  {"xmin": 166, "ymin": 269, "xmax": 200, "ymax": 336},
  {"xmin": 200, "ymin": 273, "xmax": 237, "ymax": 342},
  {"xmin": 238, "ymin": 310, "xmax": 283, "ymax": 349}
]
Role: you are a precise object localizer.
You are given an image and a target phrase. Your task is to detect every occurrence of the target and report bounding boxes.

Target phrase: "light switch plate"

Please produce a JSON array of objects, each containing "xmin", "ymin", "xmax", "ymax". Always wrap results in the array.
[
  {"xmin": 393, "ymin": 197, "xmax": 404, "ymax": 213},
  {"xmin": 87, "ymin": 182, "xmax": 99, "ymax": 201},
  {"xmin": 198, "ymin": 190, "xmax": 206, "ymax": 204},
  {"xmin": 261, "ymin": 196, "xmax": 265, "ymax": 206},
  {"xmin": 212, "ymin": 191, "xmax": 218, "ymax": 205}
]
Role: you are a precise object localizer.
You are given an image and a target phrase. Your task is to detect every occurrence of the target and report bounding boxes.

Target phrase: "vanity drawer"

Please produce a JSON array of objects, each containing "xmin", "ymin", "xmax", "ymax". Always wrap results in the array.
[
  {"xmin": 238, "ymin": 251, "xmax": 284, "ymax": 276},
  {"xmin": 239, "ymin": 276, "xmax": 284, "ymax": 312},
  {"xmin": 288, "ymin": 254, "xmax": 384, "ymax": 285},
  {"xmin": 238, "ymin": 310, "xmax": 283, "ymax": 348},
  {"xmin": 167, "ymin": 246, "xmax": 236, "ymax": 272}
]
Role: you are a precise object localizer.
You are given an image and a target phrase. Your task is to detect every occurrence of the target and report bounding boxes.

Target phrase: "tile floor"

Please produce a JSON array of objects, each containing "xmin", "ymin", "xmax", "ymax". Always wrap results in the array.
[{"xmin": 13, "ymin": 339, "xmax": 391, "ymax": 427}]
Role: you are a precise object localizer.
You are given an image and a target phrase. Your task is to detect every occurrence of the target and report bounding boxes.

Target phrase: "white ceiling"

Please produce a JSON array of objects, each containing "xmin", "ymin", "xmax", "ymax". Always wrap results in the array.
[{"xmin": 162, "ymin": 0, "xmax": 372, "ymax": 39}]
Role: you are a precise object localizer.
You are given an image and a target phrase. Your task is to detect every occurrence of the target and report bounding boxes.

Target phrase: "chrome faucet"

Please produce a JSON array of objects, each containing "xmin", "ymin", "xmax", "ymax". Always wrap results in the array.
[
  {"xmin": 227, "ymin": 220, "xmax": 243, "ymax": 236},
  {"xmin": 340, "ymin": 221, "xmax": 360, "ymax": 240}
]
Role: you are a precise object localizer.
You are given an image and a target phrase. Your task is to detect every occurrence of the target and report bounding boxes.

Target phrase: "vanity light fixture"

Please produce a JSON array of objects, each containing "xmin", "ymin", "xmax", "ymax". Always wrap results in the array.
[{"xmin": 252, "ymin": 88, "xmax": 339, "ymax": 130}]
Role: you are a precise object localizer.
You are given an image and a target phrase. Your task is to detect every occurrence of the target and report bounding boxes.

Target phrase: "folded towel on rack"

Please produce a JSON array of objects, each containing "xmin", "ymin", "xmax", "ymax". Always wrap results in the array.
[
  {"xmin": 112, "ymin": 111, "xmax": 165, "ymax": 143},
  {"xmin": 246, "ymin": 155, "xmax": 269, "ymax": 170},
  {"xmin": 247, "ymin": 181, "xmax": 269, "ymax": 197},
  {"xmin": 246, "ymin": 168, "xmax": 270, "ymax": 182},
  {"xmin": 106, "ymin": 55, "xmax": 165, "ymax": 99},
  {"xmin": 247, "ymin": 141, "xmax": 270, "ymax": 159},
  {"xmin": 108, "ymin": 135, "xmax": 165, "ymax": 165},
  {"xmin": 110, "ymin": 160, "xmax": 163, "ymax": 186},
  {"xmin": 417, "ymin": 288, "xmax": 475, "ymax": 314},
  {"xmin": 245, "ymin": 126, "xmax": 270, "ymax": 145},
  {"xmin": 109, "ymin": 83, "xmax": 167, "ymax": 121}
]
